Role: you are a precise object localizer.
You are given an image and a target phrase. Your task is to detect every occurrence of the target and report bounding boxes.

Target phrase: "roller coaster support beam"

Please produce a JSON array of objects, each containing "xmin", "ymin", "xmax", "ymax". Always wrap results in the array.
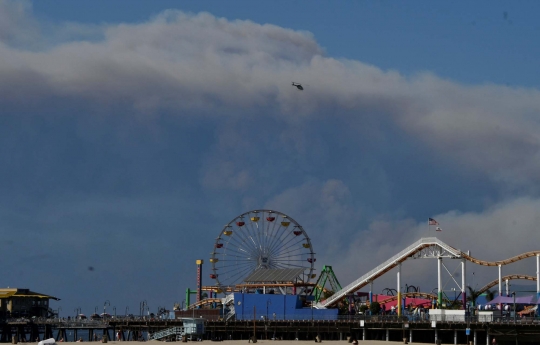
[
  {"xmin": 498, "ymin": 264, "xmax": 502, "ymax": 298},
  {"xmin": 505, "ymin": 279, "xmax": 509, "ymax": 296},
  {"xmin": 461, "ymin": 258, "xmax": 466, "ymax": 310},
  {"xmin": 437, "ymin": 257, "xmax": 442, "ymax": 307},
  {"xmin": 397, "ymin": 263, "xmax": 401, "ymax": 317},
  {"xmin": 498, "ymin": 264, "xmax": 502, "ymax": 310},
  {"xmin": 537, "ymin": 254, "xmax": 540, "ymax": 293}
]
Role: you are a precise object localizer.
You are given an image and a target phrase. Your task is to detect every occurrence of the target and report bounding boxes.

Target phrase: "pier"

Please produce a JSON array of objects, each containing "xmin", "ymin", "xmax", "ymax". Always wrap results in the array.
[{"xmin": 2, "ymin": 315, "xmax": 540, "ymax": 344}]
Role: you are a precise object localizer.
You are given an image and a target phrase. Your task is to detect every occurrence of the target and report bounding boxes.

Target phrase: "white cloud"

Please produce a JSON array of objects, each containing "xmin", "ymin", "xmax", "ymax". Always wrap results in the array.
[
  {"xmin": 0, "ymin": 0, "xmax": 40, "ymax": 47},
  {"xmin": 1, "ymin": 9, "xmax": 539, "ymax": 188}
]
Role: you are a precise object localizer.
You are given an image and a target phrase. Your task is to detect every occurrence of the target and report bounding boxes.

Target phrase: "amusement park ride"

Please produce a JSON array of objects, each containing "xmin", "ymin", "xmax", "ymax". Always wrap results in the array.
[
  {"xmin": 207, "ymin": 210, "xmax": 316, "ymax": 294},
  {"xmin": 183, "ymin": 209, "xmax": 540, "ymax": 320}
]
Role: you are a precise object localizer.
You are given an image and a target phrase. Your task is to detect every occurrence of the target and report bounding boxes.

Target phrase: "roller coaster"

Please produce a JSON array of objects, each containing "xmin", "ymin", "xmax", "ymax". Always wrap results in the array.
[
  {"xmin": 187, "ymin": 298, "xmax": 222, "ymax": 309},
  {"xmin": 371, "ymin": 292, "xmax": 438, "ymax": 304},
  {"xmin": 478, "ymin": 275, "xmax": 537, "ymax": 294},
  {"xmin": 321, "ymin": 237, "xmax": 540, "ymax": 308},
  {"xmin": 461, "ymin": 252, "xmax": 540, "ymax": 266}
]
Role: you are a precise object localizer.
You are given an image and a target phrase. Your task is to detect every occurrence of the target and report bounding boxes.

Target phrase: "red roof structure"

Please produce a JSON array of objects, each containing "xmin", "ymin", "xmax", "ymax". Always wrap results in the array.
[{"xmin": 372, "ymin": 294, "xmax": 433, "ymax": 309}]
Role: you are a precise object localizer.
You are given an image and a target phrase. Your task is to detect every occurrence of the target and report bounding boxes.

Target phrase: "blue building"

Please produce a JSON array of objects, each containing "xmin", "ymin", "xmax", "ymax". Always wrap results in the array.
[{"xmin": 232, "ymin": 293, "xmax": 338, "ymax": 321}]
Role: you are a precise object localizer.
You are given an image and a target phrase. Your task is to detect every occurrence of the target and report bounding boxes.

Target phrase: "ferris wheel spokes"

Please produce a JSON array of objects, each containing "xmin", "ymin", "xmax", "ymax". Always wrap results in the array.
[{"xmin": 210, "ymin": 209, "xmax": 316, "ymax": 292}]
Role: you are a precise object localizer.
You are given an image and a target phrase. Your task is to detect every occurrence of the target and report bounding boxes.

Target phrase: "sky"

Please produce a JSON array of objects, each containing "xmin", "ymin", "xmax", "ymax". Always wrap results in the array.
[{"xmin": 2, "ymin": 0, "xmax": 540, "ymax": 317}]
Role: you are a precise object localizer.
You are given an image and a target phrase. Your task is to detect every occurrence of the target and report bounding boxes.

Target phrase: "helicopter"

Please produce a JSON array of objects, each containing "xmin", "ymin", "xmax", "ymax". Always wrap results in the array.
[{"xmin": 292, "ymin": 82, "xmax": 304, "ymax": 91}]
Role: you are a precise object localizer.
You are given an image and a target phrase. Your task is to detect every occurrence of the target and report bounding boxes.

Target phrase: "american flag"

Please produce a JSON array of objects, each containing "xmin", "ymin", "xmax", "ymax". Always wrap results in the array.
[{"xmin": 429, "ymin": 218, "xmax": 439, "ymax": 226}]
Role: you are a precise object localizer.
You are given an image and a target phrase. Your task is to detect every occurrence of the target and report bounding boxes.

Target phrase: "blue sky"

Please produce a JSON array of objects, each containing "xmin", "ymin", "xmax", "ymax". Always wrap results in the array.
[{"xmin": 2, "ymin": 0, "xmax": 540, "ymax": 316}]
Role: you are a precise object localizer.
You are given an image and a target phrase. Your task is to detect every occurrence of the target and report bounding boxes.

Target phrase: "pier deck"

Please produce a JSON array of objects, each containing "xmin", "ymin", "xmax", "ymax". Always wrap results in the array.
[{"xmin": 2, "ymin": 316, "xmax": 540, "ymax": 344}]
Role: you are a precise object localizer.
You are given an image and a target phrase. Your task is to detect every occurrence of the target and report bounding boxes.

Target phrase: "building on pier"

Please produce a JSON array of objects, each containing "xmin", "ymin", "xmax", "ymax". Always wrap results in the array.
[
  {"xmin": 232, "ymin": 292, "xmax": 338, "ymax": 321},
  {"xmin": 0, "ymin": 288, "xmax": 59, "ymax": 318}
]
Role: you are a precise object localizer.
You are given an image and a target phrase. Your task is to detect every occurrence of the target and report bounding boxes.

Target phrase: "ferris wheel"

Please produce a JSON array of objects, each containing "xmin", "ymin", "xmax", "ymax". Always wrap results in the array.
[{"xmin": 210, "ymin": 209, "xmax": 316, "ymax": 291}]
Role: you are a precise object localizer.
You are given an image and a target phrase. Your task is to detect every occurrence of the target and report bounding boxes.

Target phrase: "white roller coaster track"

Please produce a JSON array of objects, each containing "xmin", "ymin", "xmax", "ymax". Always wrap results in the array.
[{"xmin": 319, "ymin": 237, "xmax": 460, "ymax": 308}]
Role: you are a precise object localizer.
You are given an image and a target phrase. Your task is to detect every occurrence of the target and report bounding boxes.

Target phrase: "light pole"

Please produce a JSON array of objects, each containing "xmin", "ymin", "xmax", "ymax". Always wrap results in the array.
[
  {"xmin": 261, "ymin": 315, "xmax": 268, "ymax": 340},
  {"xmin": 57, "ymin": 307, "xmax": 62, "ymax": 318},
  {"xmin": 266, "ymin": 299, "xmax": 271, "ymax": 320},
  {"xmin": 512, "ymin": 292, "xmax": 516, "ymax": 324},
  {"xmin": 113, "ymin": 307, "xmax": 116, "ymax": 318},
  {"xmin": 222, "ymin": 299, "xmax": 225, "ymax": 320},
  {"xmin": 273, "ymin": 313, "xmax": 276, "ymax": 340},
  {"xmin": 95, "ymin": 306, "xmax": 98, "ymax": 315},
  {"xmin": 125, "ymin": 306, "xmax": 129, "ymax": 317},
  {"xmin": 140, "ymin": 301, "xmax": 147, "ymax": 317},
  {"xmin": 104, "ymin": 300, "xmax": 110, "ymax": 318},
  {"xmin": 181, "ymin": 300, "xmax": 185, "ymax": 311}
]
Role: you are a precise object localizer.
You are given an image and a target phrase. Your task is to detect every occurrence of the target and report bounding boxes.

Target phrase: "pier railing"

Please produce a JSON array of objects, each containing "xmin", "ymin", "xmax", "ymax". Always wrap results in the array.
[
  {"xmin": 233, "ymin": 313, "xmax": 540, "ymax": 323},
  {"xmin": 5, "ymin": 315, "xmax": 160, "ymax": 327},
  {"xmin": 6, "ymin": 313, "xmax": 540, "ymax": 325}
]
